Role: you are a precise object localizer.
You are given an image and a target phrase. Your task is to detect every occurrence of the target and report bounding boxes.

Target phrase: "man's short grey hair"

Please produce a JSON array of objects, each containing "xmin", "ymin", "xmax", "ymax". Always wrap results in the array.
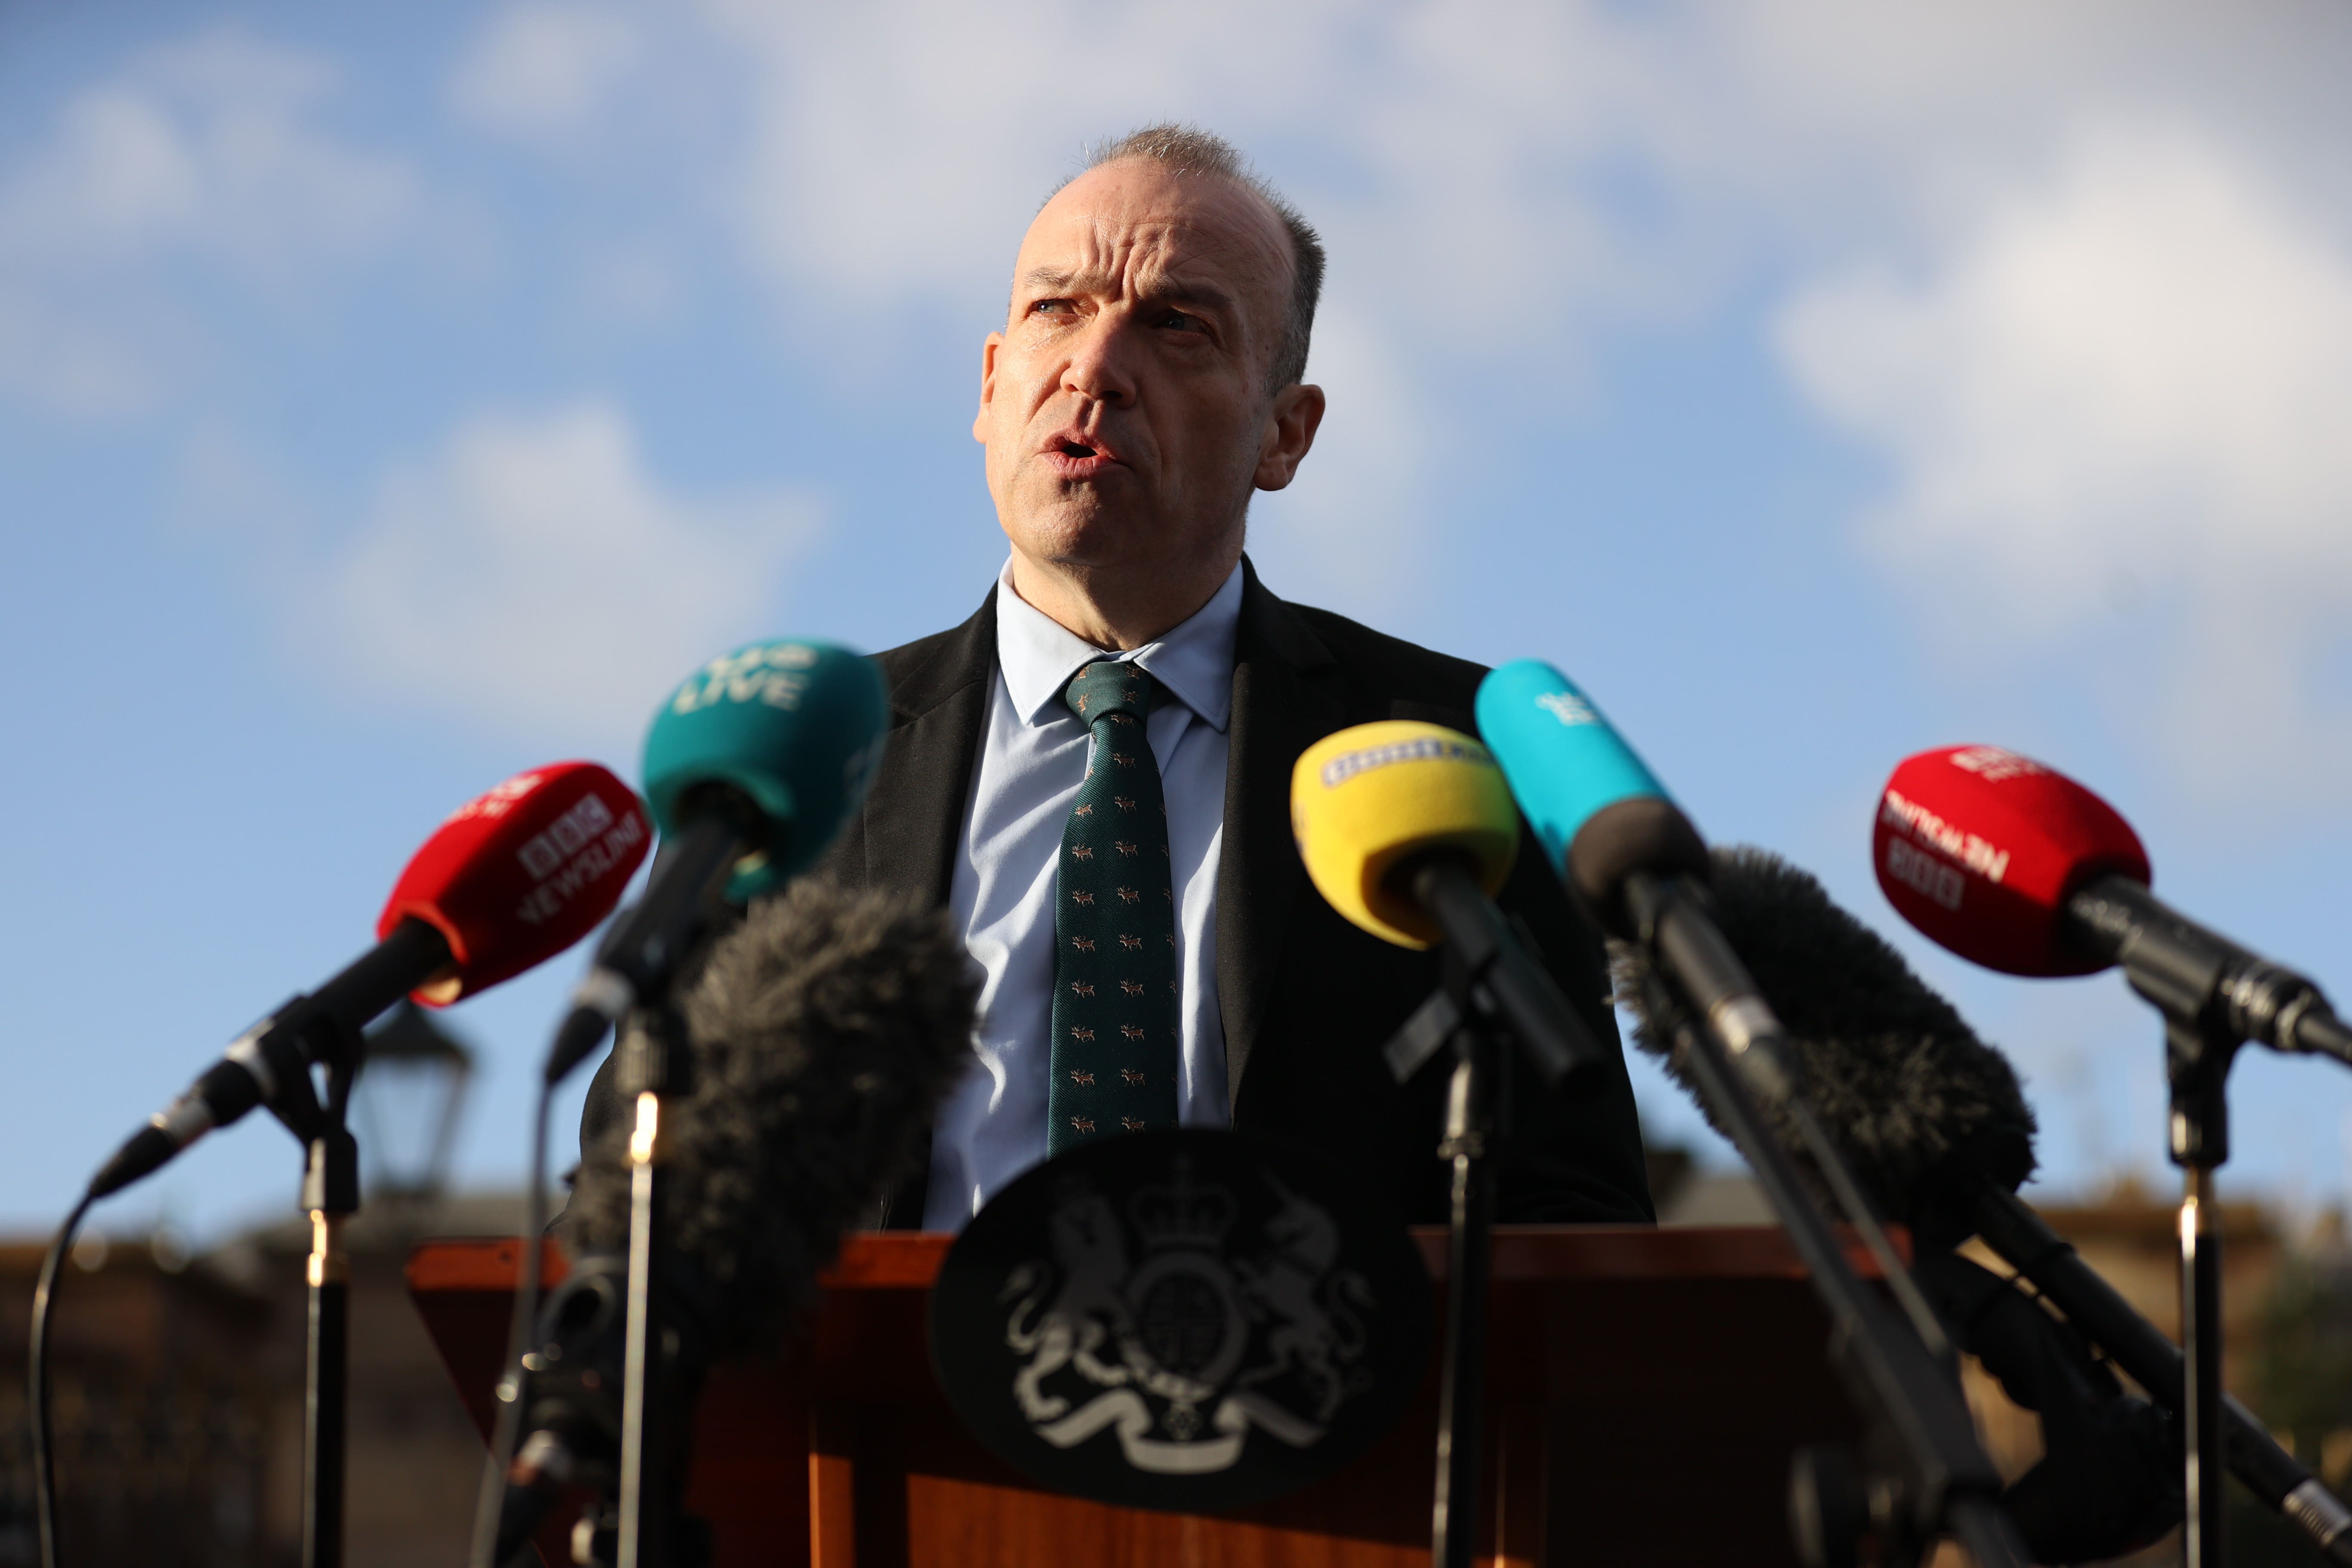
[{"xmin": 1056, "ymin": 124, "xmax": 1325, "ymax": 392}]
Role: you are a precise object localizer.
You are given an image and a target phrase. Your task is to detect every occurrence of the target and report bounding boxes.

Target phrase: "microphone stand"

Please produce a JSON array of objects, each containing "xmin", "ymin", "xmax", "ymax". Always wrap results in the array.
[
  {"xmin": 555, "ymin": 825, "xmax": 740, "ymax": 1568},
  {"xmin": 301, "ymin": 1090, "xmax": 360, "ymax": 1568},
  {"xmin": 1385, "ymin": 949, "xmax": 1511, "ymax": 1568},
  {"xmin": 258, "ymin": 1012, "xmax": 368, "ymax": 1568},
  {"xmin": 2171, "ymin": 1038, "xmax": 2232, "ymax": 1568},
  {"xmin": 1623, "ymin": 873, "xmax": 2028, "ymax": 1568},
  {"xmin": 2106, "ymin": 966, "xmax": 2240, "ymax": 1568},
  {"xmin": 1382, "ymin": 854, "xmax": 1602, "ymax": 1568},
  {"xmin": 610, "ymin": 1008, "xmax": 681, "ymax": 1568},
  {"xmin": 600, "ymin": 1017, "xmax": 715, "ymax": 1568},
  {"xmin": 2066, "ymin": 877, "xmax": 2250, "ymax": 1567},
  {"xmin": 2061, "ymin": 871, "xmax": 2352, "ymax": 1567}
]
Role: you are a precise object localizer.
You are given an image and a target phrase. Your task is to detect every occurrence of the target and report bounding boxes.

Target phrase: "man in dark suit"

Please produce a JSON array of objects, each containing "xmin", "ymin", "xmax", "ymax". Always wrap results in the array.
[{"xmin": 825, "ymin": 125, "xmax": 1653, "ymax": 1232}]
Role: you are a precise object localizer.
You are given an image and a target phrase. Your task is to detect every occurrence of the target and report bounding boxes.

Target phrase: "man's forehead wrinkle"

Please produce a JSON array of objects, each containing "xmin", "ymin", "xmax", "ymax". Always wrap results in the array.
[
  {"xmin": 1018, "ymin": 245, "xmax": 1246, "ymax": 315},
  {"xmin": 1017, "ymin": 215, "xmax": 1270, "ymax": 318}
]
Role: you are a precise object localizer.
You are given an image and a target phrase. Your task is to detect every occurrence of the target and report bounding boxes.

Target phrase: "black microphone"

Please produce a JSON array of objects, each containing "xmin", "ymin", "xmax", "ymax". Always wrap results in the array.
[
  {"xmin": 95, "ymin": 925, "xmax": 462, "ymax": 1197},
  {"xmin": 1615, "ymin": 845, "xmax": 2352, "ymax": 1565},
  {"xmin": 490, "ymin": 878, "xmax": 979, "ymax": 1564},
  {"xmin": 542, "ymin": 823, "xmax": 739, "ymax": 1087},
  {"xmin": 91, "ymin": 762, "xmax": 651, "ymax": 1198}
]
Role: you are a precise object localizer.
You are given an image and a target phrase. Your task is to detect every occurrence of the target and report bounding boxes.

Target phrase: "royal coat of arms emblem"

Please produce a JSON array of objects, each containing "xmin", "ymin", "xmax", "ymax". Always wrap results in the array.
[{"xmin": 930, "ymin": 1129, "xmax": 1430, "ymax": 1513}]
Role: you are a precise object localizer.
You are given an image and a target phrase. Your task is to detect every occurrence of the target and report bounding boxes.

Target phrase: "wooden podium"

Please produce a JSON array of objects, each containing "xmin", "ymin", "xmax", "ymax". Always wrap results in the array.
[{"xmin": 409, "ymin": 1227, "xmax": 1874, "ymax": 1568}]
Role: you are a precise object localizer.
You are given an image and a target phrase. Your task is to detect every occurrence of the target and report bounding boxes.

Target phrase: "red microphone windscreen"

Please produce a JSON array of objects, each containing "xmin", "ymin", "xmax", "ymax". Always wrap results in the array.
[
  {"xmin": 1873, "ymin": 746, "xmax": 2150, "ymax": 977},
  {"xmin": 377, "ymin": 762, "xmax": 651, "ymax": 1002}
]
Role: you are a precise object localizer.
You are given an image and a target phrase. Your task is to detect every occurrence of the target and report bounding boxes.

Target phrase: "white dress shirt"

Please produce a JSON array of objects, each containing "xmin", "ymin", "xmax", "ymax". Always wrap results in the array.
[{"xmin": 922, "ymin": 559, "xmax": 1241, "ymax": 1230}]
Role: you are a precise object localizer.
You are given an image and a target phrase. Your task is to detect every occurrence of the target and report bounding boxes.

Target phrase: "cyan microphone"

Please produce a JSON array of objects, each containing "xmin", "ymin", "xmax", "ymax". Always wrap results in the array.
[
  {"xmin": 490, "ymin": 878, "xmax": 978, "ymax": 1564},
  {"xmin": 1289, "ymin": 720, "xmax": 1603, "ymax": 1085},
  {"xmin": 1874, "ymin": 745, "xmax": 2352, "ymax": 1069},
  {"xmin": 1614, "ymin": 845, "xmax": 2348, "ymax": 1565},
  {"xmin": 543, "ymin": 638, "xmax": 891, "ymax": 1086},
  {"xmin": 1472, "ymin": 662, "xmax": 1785, "ymax": 1096},
  {"xmin": 90, "ymin": 763, "xmax": 648, "ymax": 1198}
]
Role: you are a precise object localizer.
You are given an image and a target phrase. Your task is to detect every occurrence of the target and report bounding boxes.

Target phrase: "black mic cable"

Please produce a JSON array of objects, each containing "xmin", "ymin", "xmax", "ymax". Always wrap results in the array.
[{"xmin": 28, "ymin": 1193, "xmax": 96, "ymax": 1568}]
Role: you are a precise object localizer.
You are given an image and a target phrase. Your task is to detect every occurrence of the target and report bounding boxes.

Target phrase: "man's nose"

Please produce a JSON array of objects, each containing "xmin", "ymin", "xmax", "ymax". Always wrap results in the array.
[{"xmin": 1060, "ymin": 315, "xmax": 1141, "ymax": 407}]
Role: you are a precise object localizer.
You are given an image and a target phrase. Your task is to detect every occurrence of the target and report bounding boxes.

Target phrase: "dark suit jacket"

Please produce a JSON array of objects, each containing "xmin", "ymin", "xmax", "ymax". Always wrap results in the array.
[{"xmin": 828, "ymin": 557, "xmax": 1653, "ymax": 1229}]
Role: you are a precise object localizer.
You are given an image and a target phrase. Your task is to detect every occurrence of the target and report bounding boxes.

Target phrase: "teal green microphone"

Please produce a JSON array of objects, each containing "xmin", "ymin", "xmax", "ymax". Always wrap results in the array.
[
  {"xmin": 543, "ymin": 638, "xmax": 889, "ymax": 1082},
  {"xmin": 643, "ymin": 638, "xmax": 889, "ymax": 900}
]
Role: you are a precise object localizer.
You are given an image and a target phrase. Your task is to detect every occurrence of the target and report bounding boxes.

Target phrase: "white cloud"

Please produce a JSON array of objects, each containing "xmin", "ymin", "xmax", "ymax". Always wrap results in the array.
[
  {"xmin": 305, "ymin": 402, "xmax": 820, "ymax": 742},
  {"xmin": 695, "ymin": 0, "xmax": 1691, "ymax": 346},
  {"xmin": 1245, "ymin": 309, "xmax": 1431, "ymax": 609},
  {"xmin": 1778, "ymin": 123, "xmax": 2352, "ymax": 795},
  {"xmin": 0, "ymin": 31, "xmax": 416, "ymax": 415},
  {"xmin": 450, "ymin": 3, "xmax": 642, "ymax": 141}
]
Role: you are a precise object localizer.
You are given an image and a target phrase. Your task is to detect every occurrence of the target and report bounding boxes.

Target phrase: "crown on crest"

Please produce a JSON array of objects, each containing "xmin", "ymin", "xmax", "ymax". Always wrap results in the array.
[{"xmin": 1129, "ymin": 1157, "xmax": 1234, "ymax": 1251}]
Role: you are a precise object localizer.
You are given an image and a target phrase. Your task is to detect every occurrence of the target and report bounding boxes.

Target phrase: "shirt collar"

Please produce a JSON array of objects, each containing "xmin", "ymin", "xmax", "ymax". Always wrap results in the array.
[{"xmin": 995, "ymin": 558, "xmax": 1243, "ymax": 733}]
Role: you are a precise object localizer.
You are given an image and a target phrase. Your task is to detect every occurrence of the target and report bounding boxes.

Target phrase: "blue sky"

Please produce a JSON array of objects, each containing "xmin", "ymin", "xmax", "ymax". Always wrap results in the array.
[{"xmin": 5, "ymin": 0, "xmax": 2351, "ymax": 1244}]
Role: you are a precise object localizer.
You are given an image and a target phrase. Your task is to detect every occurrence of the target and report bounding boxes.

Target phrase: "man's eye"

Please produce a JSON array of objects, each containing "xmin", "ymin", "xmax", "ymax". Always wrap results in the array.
[
  {"xmin": 1029, "ymin": 299, "xmax": 1074, "ymax": 317},
  {"xmin": 1155, "ymin": 311, "xmax": 1207, "ymax": 333}
]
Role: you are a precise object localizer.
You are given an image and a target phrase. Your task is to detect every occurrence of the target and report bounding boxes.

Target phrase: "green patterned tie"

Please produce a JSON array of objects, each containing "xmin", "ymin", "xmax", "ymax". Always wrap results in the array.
[{"xmin": 1047, "ymin": 660, "xmax": 1181, "ymax": 1154}]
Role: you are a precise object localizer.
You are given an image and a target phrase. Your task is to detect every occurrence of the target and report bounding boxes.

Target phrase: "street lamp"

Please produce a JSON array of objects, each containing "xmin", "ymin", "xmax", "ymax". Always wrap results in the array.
[{"xmin": 352, "ymin": 1001, "xmax": 475, "ymax": 1207}]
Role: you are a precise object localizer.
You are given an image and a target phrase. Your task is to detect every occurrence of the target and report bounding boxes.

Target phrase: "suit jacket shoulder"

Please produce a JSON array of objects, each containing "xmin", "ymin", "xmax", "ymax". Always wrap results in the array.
[
  {"xmin": 1283, "ymin": 601, "xmax": 1490, "ymax": 703},
  {"xmin": 816, "ymin": 592, "xmax": 998, "ymax": 907}
]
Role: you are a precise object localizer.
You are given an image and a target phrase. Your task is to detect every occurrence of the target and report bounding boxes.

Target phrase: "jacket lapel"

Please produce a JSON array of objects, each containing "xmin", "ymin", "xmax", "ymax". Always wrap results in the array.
[
  {"xmin": 1216, "ymin": 557, "xmax": 1341, "ymax": 1104},
  {"xmin": 862, "ymin": 592, "xmax": 997, "ymax": 907}
]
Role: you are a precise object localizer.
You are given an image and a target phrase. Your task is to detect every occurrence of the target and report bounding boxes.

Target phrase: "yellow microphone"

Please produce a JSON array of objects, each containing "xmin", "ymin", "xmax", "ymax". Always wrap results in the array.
[
  {"xmin": 1291, "ymin": 721, "xmax": 1518, "ymax": 948},
  {"xmin": 1291, "ymin": 722, "xmax": 1597, "ymax": 1084}
]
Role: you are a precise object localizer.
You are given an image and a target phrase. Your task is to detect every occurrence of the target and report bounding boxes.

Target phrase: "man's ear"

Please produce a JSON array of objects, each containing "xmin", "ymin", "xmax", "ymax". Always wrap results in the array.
[
  {"xmin": 973, "ymin": 333, "xmax": 1004, "ymax": 444},
  {"xmin": 1253, "ymin": 383, "xmax": 1326, "ymax": 492}
]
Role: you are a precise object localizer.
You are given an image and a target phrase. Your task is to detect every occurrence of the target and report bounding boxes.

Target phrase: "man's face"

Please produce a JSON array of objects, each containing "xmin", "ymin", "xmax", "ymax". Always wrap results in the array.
[{"xmin": 975, "ymin": 159, "xmax": 1308, "ymax": 593}]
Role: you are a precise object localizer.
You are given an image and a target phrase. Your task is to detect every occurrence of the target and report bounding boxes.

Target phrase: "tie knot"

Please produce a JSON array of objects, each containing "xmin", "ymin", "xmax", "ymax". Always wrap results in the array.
[{"xmin": 1062, "ymin": 660, "xmax": 1154, "ymax": 727}]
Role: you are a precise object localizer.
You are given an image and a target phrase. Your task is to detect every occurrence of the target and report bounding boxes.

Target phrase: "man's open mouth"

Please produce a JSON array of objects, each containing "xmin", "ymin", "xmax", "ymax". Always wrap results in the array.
[{"xmin": 1041, "ymin": 429, "xmax": 1125, "ymax": 476}]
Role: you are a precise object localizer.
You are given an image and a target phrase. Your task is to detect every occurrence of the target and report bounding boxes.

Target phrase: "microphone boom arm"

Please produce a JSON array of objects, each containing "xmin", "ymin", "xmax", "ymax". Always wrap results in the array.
[
  {"xmin": 1625, "ymin": 873, "xmax": 2027, "ymax": 1568},
  {"xmin": 1968, "ymin": 1182, "xmax": 2352, "ymax": 1565},
  {"xmin": 1638, "ymin": 878, "xmax": 1959, "ymax": 1366},
  {"xmin": 1402, "ymin": 851, "xmax": 1605, "ymax": 1086},
  {"xmin": 2067, "ymin": 874, "xmax": 2352, "ymax": 1074}
]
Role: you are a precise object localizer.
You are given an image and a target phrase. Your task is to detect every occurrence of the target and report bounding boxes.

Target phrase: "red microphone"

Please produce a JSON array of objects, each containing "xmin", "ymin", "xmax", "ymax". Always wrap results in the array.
[
  {"xmin": 1874, "ymin": 745, "xmax": 2351, "ymax": 1066},
  {"xmin": 1873, "ymin": 745, "xmax": 2149, "ymax": 977},
  {"xmin": 90, "ymin": 762, "xmax": 650, "ymax": 1197},
  {"xmin": 378, "ymin": 761, "xmax": 651, "ymax": 1002}
]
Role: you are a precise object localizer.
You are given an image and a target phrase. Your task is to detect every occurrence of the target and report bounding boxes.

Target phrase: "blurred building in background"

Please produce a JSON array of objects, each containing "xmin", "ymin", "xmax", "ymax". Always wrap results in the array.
[
  {"xmin": 0, "ymin": 1232, "xmax": 270, "ymax": 1568},
  {"xmin": 0, "ymin": 1002, "xmax": 514, "ymax": 1567},
  {"xmin": 0, "ymin": 1191, "xmax": 525, "ymax": 1568}
]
